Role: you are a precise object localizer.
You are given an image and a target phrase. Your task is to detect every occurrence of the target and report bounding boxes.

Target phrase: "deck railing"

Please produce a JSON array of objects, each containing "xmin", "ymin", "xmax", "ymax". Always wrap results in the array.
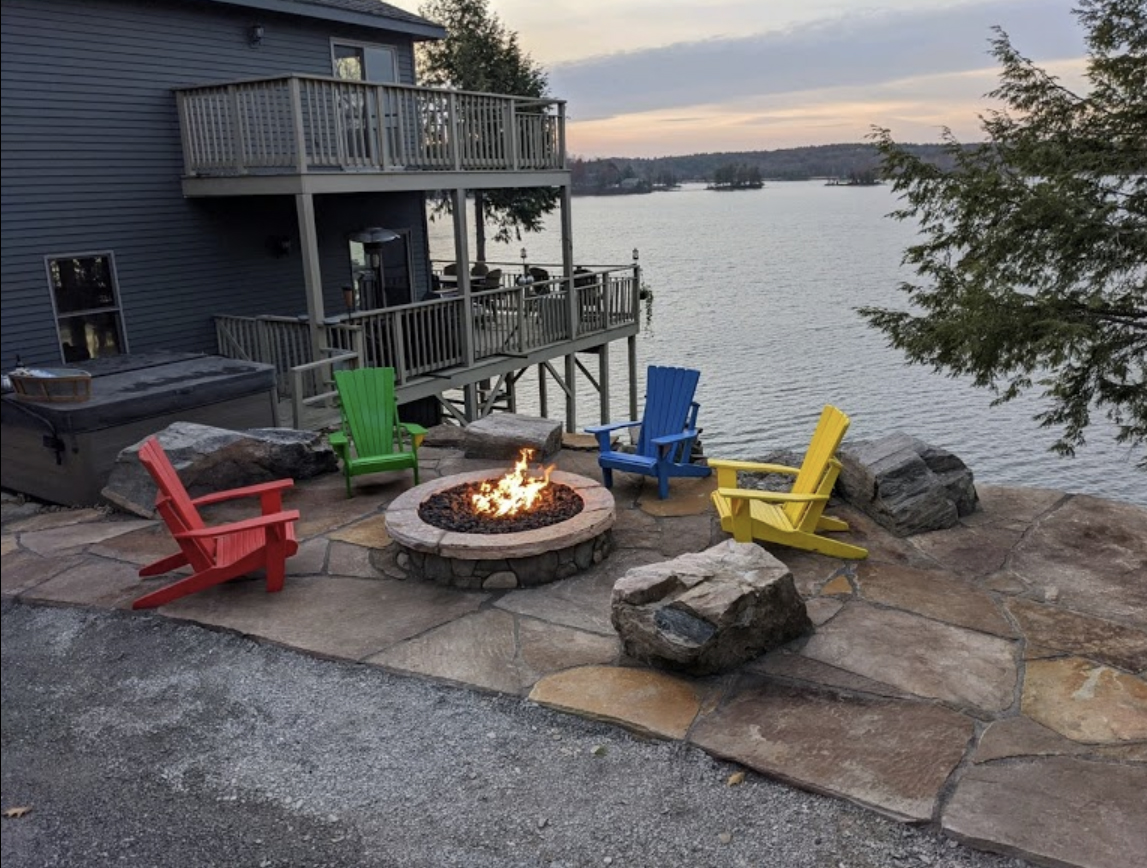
[
  {"xmin": 177, "ymin": 75, "xmax": 565, "ymax": 176},
  {"xmin": 213, "ymin": 267, "xmax": 638, "ymax": 411}
]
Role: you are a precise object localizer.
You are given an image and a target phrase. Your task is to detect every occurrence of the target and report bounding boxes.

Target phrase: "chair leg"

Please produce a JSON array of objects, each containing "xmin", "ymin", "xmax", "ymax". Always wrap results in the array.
[
  {"xmin": 139, "ymin": 551, "xmax": 189, "ymax": 578},
  {"xmin": 601, "ymin": 467, "xmax": 614, "ymax": 489},
  {"xmin": 132, "ymin": 566, "xmax": 235, "ymax": 610},
  {"xmin": 412, "ymin": 461, "xmax": 420, "ymax": 485},
  {"xmin": 345, "ymin": 467, "xmax": 354, "ymax": 498},
  {"xmin": 657, "ymin": 468, "xmax": 670, "ymax": 500}
]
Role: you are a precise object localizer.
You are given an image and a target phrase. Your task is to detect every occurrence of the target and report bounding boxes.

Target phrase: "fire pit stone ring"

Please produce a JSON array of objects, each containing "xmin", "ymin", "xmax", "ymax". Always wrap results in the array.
[{"xmin": 385, "ymin": 470, "xmax": 615, "ymax": 590}]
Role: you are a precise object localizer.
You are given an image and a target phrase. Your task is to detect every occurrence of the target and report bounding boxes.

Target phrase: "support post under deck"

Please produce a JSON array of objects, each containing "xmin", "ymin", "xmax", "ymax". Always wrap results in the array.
[
  {"xmin": 295, "ymin": 192, "xmax": 326, "ymax": 364},
  {"xmin": 598, "ymin": 343, "xmax": 611, "ymax": 425},
  {"xmin": 564, "ymin": 353, "xmax": 577, "ymax": 433}
]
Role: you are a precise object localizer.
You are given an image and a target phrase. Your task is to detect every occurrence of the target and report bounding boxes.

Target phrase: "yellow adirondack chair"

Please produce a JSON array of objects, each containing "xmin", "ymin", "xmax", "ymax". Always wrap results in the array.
[{"xmin": 709, "ymin": 405, "xmax": 868, "ymax": 559}]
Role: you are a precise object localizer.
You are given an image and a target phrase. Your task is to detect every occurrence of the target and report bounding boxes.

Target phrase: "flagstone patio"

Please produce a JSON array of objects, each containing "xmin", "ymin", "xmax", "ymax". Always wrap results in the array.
[{"xmin": 2, "ymin": 442, "xmax": 1144, "ymax": 868}]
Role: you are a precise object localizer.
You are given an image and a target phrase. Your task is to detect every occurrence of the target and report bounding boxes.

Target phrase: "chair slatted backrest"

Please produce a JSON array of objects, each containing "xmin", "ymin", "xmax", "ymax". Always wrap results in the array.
[
  {"xmin": 334, "ymin": 367, "xmax": 402, "ymax": 459},
  {"xmin": 635, "ymin": 366, "xmax": 702, "ymax": 459},
  {"xmin": 785, "ymin": 405, "xmax": 850, "ymax": 530},
  {"xmin": 138, "ymin": 438, "xmax": 215, "ymax": 569}
]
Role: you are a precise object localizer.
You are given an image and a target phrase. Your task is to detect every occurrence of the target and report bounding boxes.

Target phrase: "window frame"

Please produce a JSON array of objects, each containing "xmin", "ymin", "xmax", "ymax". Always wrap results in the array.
[
  {"xmin": 329, "ymin": 38, "xmax": 399, "ymax": 82},
  {"xmin": 43, "ymin": 250, "xmax": 129, "ymax": 363}
]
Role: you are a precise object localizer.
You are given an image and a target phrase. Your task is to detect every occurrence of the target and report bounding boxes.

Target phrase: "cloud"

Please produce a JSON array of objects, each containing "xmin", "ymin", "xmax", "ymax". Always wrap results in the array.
[{"xmin": 549, "ymin": 0, "xmax": 1084, "ymax": 123}]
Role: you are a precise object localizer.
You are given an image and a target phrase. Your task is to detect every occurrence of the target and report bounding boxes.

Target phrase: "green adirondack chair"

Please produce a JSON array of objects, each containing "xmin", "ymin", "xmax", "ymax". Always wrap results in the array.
[{"xmin": 330, "ymin": 367, "xmax": 426, "ymax": 497}]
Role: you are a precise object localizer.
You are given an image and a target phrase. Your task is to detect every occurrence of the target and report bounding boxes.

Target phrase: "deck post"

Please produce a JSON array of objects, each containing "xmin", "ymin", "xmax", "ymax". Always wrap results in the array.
[
  {"xmin": 450, "ymin": 187, "xmax": 477, "ymax": 420},
  {"xmin": 598, "ymin": 343, "xmax": 611, "ymax": 424},
  {"xmin": 538, "ymin": 363, "xmax": 548, "ymax": 417},
  {"xmin": 628, "ymin": 334, "xmax": 638, "ymax": 421},
  {"xmin": 564, "ymin": 353, "xmax": 577, "ymax": 433},
  {"xmin": 294, "ymin": 192, "xmax": 326, "ymax": 363},
  {"xmin": 560, "ymin": 184, "xmax": 576, "ymax": 341}
]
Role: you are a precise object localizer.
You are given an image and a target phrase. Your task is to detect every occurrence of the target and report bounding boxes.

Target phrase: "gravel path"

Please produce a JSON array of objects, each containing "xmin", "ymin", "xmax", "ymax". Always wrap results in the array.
[{"xmin": 1, "ymin": 602, "xmax": 1029, "ymax": 868}]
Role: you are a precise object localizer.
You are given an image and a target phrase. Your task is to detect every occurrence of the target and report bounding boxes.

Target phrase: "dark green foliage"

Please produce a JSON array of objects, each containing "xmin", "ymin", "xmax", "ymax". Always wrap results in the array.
[
  {"xmin": 862, "ymin": 0, "xmax": 1146, "ymax": 466},
  {"xmin": 417, "ymin": 0, "xmax": 558, "ymax": 258},
  {"xmin": 709, "ymin": 163, "xmax": 763, "ymax": 189}
]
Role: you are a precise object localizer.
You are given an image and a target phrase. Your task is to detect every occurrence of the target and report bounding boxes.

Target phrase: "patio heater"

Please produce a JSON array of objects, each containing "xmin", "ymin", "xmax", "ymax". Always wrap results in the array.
[{"xmin": 349, "ymin": 227, "xmax": 400, "ymax": 309}]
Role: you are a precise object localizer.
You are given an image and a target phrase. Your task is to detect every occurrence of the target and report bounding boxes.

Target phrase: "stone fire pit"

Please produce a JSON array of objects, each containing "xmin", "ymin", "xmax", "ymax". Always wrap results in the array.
[{"xmin": 386, "ymin": 470, "xmax": 615, "ymax": 590}]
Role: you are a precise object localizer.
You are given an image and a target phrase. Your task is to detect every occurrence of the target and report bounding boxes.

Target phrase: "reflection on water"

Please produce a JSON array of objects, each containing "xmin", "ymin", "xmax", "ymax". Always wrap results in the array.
[{"xmin": 427, "ymin": 182, "xmax": 1144, "ymax": 505}]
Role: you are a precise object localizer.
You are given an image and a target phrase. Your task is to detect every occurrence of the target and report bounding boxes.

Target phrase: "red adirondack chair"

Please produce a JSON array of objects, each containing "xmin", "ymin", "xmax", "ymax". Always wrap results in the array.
[{"xmin": 133, "ymin": 437, "xmax": 300, "ymax": 610}]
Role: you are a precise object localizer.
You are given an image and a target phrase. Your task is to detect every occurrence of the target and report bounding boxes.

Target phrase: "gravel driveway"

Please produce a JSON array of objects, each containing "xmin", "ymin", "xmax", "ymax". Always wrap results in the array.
[{"xmin": 1, "ymin": 602, "xmax": 1029, "ymax": 868}]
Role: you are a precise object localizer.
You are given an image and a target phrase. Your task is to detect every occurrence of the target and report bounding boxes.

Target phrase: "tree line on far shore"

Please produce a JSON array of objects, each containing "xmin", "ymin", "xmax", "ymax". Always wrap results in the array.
[{"xmin": 570, "ymin": 143, "xmax": 958, "ymax": 194}]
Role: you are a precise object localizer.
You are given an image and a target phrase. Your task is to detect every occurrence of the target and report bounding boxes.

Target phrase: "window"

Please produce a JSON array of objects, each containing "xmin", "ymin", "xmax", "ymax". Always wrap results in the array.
[
  {"xmin": 331, "ymin": 41, "xmax": 397, "ymax": 84},
  {"xmin": 46, "ymin": 252, "xmax": 126, "ymax": 362}
]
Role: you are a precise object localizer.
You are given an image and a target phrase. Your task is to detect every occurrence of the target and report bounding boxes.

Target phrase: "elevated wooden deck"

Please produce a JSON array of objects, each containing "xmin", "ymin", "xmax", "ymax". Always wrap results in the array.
[
  {"xmin": 176, "ymin": 75, "xmax": 567, "ymax": 196},
  {"xmin": 217, "ymin": 267, "xmax": 642, "ymax": 429}
]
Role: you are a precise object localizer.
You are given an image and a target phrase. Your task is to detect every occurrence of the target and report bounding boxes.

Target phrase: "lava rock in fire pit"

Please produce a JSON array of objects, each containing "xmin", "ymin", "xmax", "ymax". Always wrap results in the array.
[
  {"xmin": 461, "ymin": 413, "xmax": 562, "ymax": 461},
  {"xmin": 611, "ymin": 541, "xmax": 811, "ymax": 676},
  {"xmin": 419, "ymin": 479, "xmax": 584, "ymax": 534}
]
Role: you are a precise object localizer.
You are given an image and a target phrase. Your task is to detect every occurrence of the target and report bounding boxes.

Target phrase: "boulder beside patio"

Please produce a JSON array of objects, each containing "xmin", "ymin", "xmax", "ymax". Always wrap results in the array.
[
  {"xmin": 611, "ymin": 540, "xmax": 811, "ymax": 675},
  {"xmin": 4, "ymin": 444, "xmax": 1145, "ymax": 868}
]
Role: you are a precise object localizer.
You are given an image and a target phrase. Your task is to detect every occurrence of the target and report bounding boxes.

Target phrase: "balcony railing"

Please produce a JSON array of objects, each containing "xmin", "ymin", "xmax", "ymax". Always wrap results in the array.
[
  {"xmin": 177, "ymin": 75, "xmax": 565, "ymax": 177},
  {"xmin": 213, "ymin": 267, "xmax": 639, "ymax": 419}
]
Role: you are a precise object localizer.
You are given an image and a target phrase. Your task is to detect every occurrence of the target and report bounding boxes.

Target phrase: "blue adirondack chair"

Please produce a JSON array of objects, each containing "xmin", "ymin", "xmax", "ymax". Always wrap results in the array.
[{"xmin": 586, "ymin": 365, "xmax": 712, "ymax": 499}]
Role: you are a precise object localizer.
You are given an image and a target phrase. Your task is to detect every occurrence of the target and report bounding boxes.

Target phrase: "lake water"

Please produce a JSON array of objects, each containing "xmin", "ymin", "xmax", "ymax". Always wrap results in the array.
[{"xmin": 427, "ymin": 181, "xmax": 1145, "ymax": 506}]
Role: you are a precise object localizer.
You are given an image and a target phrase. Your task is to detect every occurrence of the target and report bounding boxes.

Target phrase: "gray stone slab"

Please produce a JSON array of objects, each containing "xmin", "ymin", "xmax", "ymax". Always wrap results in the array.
[
  {"xmin": 1008, "ymin": 495, "xmax": 1147, "ymax": 627},
  {"xmin": 326, "ymin": 542, "xmax": 383, "ymax": 579},
  {"xmin": 6, "ymin": 508, "xmax": 108, "ymax": 533},
  {"xmin": 1, "ymin": 551, "xmax": 88, "ymax": 595},
  {"xmin": 496, "ymin": 548, "xmax": 664, "ymax": 636},
  {"xmin": 801, "ymin": 601, "xmax": 1018, "ymax": 714},
  {"xmin": 745, "ymin": 650, "xmax": 913, "ymax": 700},
  {"xmin": 158, "ymin": 576, "xmax": 487, "ymax": 661},
  {"xmin": 22, "ymin": 556, "xmax": 148, "ymax": 609},
  {"xmin": 19, "ymin": 519, "xmax": 156, "ymax": 556},
  {"xmin": 285, "ymin": 538, "xmax": 328, "ymax": 576},
  {"xmin": 908, "ymin": 524, "xmax": 1024, "ymax": 578},
  {"xmin": 691, "ymin": 676, "xmax": 973, "ymax": 822},
  {"xmin": 366, "ymin": 609, "xmax": 618, "ymax": 694},
  {"xmin": 855, "ymin": 562, "xmax": 1015, "ymax": 637},
  {"xmin": 944, "ymin": 757, "xmax": 1147, "ymax": 868},
  {"xmin": 1006, "ymin": 597, "xmax": 1147, "ymax": 673}
]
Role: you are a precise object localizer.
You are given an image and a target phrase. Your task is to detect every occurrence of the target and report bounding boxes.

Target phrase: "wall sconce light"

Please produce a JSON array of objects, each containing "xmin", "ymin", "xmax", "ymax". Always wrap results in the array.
[
  {"xmin": 520, "ymin": 247, "xmax": 528, "ymax": 274},
  {"xmin": 248, "ymin": 23, "xmax": 265, "ymax": 46},
  {"xmin": 342, "ymin": 285, "xmax": 356, "ymax": 315},
  {"xmin": 632, "ymin": 248, "xmax": 640, "ymax": 262}
]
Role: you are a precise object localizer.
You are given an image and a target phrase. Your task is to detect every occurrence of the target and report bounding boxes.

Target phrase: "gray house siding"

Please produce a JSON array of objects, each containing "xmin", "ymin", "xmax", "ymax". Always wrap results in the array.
[{"xmin": 1, "ymin": 0, "xmax": 427, "ymax": 367}]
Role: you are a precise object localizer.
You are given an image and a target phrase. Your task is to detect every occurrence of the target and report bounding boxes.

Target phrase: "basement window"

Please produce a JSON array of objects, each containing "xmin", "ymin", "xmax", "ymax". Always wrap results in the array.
[{"xmin": 46, "ymin": 252, "xmax": 127, "ymax": 362}]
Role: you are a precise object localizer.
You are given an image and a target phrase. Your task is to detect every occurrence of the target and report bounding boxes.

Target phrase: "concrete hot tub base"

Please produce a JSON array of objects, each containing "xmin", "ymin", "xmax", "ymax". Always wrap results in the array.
[{"xmin": 385, "ymin": 470, "xmax": 616, "ymax": 590}]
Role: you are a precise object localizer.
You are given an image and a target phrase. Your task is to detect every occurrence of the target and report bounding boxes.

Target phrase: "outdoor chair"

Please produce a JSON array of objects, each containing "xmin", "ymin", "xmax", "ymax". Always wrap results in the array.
[
  {"xmin": 709, "ymin": 405, "xmax": 868, "ymax": 559},
  {"xmin": 133, "ymin": 438, "xmax": 300, "ymax": 609},
  {"xmin": 330, "ymin": 367, "xmax": 425, "ymax": 497},
  {"xmin": 585, "ymin": 365, "xmax": 712, "ymax": 499}
]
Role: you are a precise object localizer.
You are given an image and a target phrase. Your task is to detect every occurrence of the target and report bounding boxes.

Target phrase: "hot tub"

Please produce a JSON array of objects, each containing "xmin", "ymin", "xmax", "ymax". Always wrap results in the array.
[{"xmin": 1, "ymin": 352, "xmax": 277, "ymax": 506}]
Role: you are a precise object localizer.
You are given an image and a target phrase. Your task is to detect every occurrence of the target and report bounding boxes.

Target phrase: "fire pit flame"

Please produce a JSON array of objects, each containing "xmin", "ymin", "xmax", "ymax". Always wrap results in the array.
[{"xmin": 471, "ymin": 449, "xmax": 555, "ymax": 518}]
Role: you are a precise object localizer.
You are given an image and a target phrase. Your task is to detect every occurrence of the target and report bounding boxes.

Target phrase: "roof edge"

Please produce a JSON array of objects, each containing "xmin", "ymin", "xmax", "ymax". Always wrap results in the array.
[{"xmin": 194, "ymin": 0, "xmax": 447, "ymax": 41}]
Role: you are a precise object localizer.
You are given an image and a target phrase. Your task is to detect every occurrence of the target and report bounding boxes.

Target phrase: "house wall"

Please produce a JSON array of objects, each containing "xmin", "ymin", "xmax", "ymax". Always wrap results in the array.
[{"xmin": 1, "ymin": 0, "xmax": 430, "ymax": 366}]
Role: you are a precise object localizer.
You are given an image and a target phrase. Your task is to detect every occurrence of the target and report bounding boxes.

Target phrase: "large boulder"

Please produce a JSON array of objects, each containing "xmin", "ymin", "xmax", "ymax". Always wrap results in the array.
[
  {"xmin": 102, "ymin": 422, "xmax": 338, "ymax": 518},
  {"xmin": 460, "ymin": 413, "xmax": 562, "ymax": 461},
  {"xmin": 838, "ymin": 433, "xmax": 978, "ymax": 536},
  {"xmin": 611, "ymin": 540, "xmax": 811, "ymax": 676}
]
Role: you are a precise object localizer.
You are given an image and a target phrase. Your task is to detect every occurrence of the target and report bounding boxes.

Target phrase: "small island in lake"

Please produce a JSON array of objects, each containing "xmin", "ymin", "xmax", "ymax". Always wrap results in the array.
[
  {"xmin": 825, "ymin": 169, "xmax": 882, "ymax": 186},
  {"xmin": 707, "ymin": 162, "xmax": 764, "ymax": 190}
]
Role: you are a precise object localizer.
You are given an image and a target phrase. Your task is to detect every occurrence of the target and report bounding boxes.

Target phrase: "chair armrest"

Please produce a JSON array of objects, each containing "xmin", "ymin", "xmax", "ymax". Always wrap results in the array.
[
  {"xmin": 400, "ymin": 422, "xmax": 428, "ymax": 449},
  {"xmin": 191, "ymin": 478, "xmax": 295, "ymax": 507},
  {"xmin": 715, "ymin": 487, "xmax": 828, "ymax": 504},
  {"xmin": 707, "ymin": 458, "xmax": 800, "ymax": 475},
  {"xmin": 174, "ymin": 510, "xmax": 301, "ymax": 539},
  {"xmin": 329, "ymin": 431, "xmax": 349, "ymax": 447},
  {"xmin": 585, "ymin": 420, "xmax": 640, "ymax": 435},
  {"xmin": 651, "ymin": 429, "xmax": 698, "ymax": 447}
]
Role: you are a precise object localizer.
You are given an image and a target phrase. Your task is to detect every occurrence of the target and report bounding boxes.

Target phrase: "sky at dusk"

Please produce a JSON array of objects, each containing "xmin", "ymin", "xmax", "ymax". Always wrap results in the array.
[{"xmin": 391, "ymin": 0, "xmax": 1089, "ymax": 158}]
